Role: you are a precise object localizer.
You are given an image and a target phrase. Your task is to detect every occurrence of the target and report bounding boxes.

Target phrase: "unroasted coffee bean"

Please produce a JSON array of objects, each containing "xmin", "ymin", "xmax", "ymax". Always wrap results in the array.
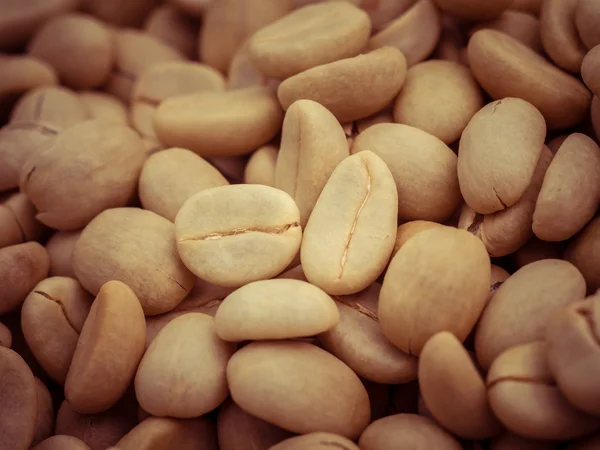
[
  {"xmin": 20, "ymin": 119, "xmax": 146, "ymax": 230},
  {"xmin": 0, "ymin": 56, "xmax": 57, "ymax": 101},
  {"xmin": 352, "ymin": 123, "xmax": 460, "ymax": 222},
  {"xmin": 135, "ymin": 313, "xmax": 235, "ymax": 418},
  {"xmin": 0, "ymin": 321, "xmax": 11, "ymax": 348},
  {"xmin": 475, "ymin": 259, "xmax": 585, "ymax": 370},
  {"xmin": 582, "ymin": 45, "xmax": 600, "ymax": 99},
  {"xmin": 301, "ymin": 151, "xmax": 398, "ymax": 295},
  {"xmin": 21, "ymin": 277, "xmax": 92, "ymax": 384},
  {"xmin": 215, "ymin": 279, "xmax": 339, "ymax": 341},
  {"xmin": 419, "ymin": 332, "xmax": 501, "ymax": 439},
  {"xmin": 10, "ymin": 85, "xmax": 88, "ymax": 127},
  {"xmin": 358, "ymin": 414, "xmax": 462, "ymax": 450},
  {"xmin": 79, "ymin": 92, "xmax": 128, "ymax": 124},
  {"xmin": 278, "ymin": 47, "xmax": 407, "ymax": 123},
  {"xmin": 65, "ymin": 281, "xmax": 146, "ymax": 414},
  {"xmin": 458, "ymin": 98, "xmax": 546, "ymax": 214},
  {"xmin": 565, "ymin": 217, "xmax": 600, "ymax": 293},
  {"xmin": 0, "ymin": 192, "xmax": 46, "ymax": 250},
  {"xmin": 228, "ymin": 341, "xmax": 370, "ymax": 439},
  {"xmin": 271, "ymin": 432, "xmax": 360, "ymax": 450},
  {"xmin": 32, "ymin": 435, "xmax": 91, "ymax": 450},
  {"xmin": 244, "ymin": 145, "xmax": 278, "ymax": 187},
  {"xmin": 73, "ymin": 207, "xmax": 196, "ymax": 315},
  {"xmin": 45, "ymin": 230, "xmax": 80, "ymax": 277},
  {"xmin": 379, "ymin": 224, "xmax": 490, "ymax": 356},
  {"xmin": 468, "ymin": 29, "xmax": 592, "ymax": 130},
  {"xmin": 0, "ymin": 242, "xmax": 49, "ymax": 315},
  {"xmin": 470, "ymin": 10, "xmax": 542, "ymax": 52},
  {"xmin": 227, "ymin": 40, "xmax": 269, "ymax": 90},
  {"xmin": 32, "ymin": 378, "xmax": 54, "ymax": 446},
  {"xmin": 275, "ymin": 99, "xmax": 349, "ymax": 227},
  {"xmin": 175, "ymin": 184, "xmax": 301, "ymax": 288},
  {"xmin": 487, "ymin": 341, "xmax": 600, "ymax": 440}
]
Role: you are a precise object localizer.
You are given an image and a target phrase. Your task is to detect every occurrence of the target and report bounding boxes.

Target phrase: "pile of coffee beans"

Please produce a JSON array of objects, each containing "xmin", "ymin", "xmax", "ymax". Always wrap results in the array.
[{"xmin": 1, "ymin": 0, "xmax": 600, "ymax": 449}]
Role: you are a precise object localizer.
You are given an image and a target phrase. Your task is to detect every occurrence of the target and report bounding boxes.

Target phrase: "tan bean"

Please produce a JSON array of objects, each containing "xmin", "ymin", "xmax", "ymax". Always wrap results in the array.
[
  {"xmin": 46, "ymin": 230, "xmax": 80, "ymax": 278},
  {"xmin": 458, "ymin": 98, "xmax": 546, "ymax": 214},
  {"xmin": 0, "ymin": 56, "xmax": 57, "ymax": 102},
  {"xmin": 358, "ymin": 414, "xmax": 462, "ymax": 450},
  {"xmin": 144, "ymin": 5, "xmax": 198, "ymax": 60},
  {"xmin": 20, "ymin": 120, "xmax": 146, "ymax": 230},
  {"xmin": 79, "ymin": 92, "xmax": 128, "ymax": 124},
  {"xmin": 275, "ymin": 99, "xmax": 349, "ymax": 226},
  {"xmin": 565, "ymin": 217, "xmax": 600, "ymax": 293},
  {"xmin": 470, "ymin": 10, "xmax": 541, "ymax": 52},
  {"xmin": 392, "ymin": 220, "xmax": 446, "ymax": 257},
  {"xmin": 0, "ymin": 321, "xmax": 11, "ymax": 348},
  {"xmin": 175, "ymin": 184, "xmax": 301, "ymax": 287},
  {"xmin": 82, "ymin": 0, "xmax": 160, "ymax": 27},
  {"xmin": 218, "ymin": 399, "xmax": 293, "ymax": 450},
  {"xmin": 320, "ymin": 282, "xmax": 419, "ymax": 384},
  {"xmin": 393, "ymin": 59, "xmax": 483, "ymax": 143},
  {"xmin": 301, "ymin": 151, "xmax": 397, "ymax": 295},
  {"xmin": 279, "ymin": 47, "xmax": 406, "ymax": 123},
  {"xmin": 249, "ymin": 1, "xmax": 371, "ymax": 79},
  {"xmin": 547, "ymin": 134, "xmax": 569, "ymax": 154},
  {"xmin": 540, "ymin": 0, "xmax": 587, "ymax": 73},
  {"xmin": 458, "ymin": 146, "xmax": 553, "ymax": 257},
  {"xmin": 227, "ymin": 40, "xmax": 269, "ymax": 90},
  {"xmin": 362, "ymin": 0, "xmax": 417, "ymax": 31},
  {"xmin": 582, "ymin": 45, "xmax": 600, "ymax": 98},
  {"xmin": 21, "ymin": 276, "xmax": 92, "ymax": 384},
  {"xmin": 487, "ymin": 341, "xmax": 600, "ymax": 440},
  {"xmin": 419, "ymin": 332, "xmax": 501, "ymax": 439},
  {"xmin": 27, "ymin": 13, "xmax": 113, "ymax": 89},
  {"xmin": 576, "ymin": 0, "xmax": 600, "ymax": 50},
  {"xmin": 468, "ymin": 30, "xmax": 592, "ymax": 130},
  {"xmin": 244, "ymin": 145, "xmax": 278, "ymax": 187},
  {"xmin": 215, "ymin": 279, "xmax": 338, "ymax": 341},
  {"xmin": 271, "ymin": 433, "xmax": 360, "ymax": 450},
  {"xmin": 367, "ymin": 0, "xmax": 442, "ymax": 67},
  {"xmin": 227, "ymin": 340, "xmax": 370, "ymax": 439},
  {"xmin": 135, "ymin": 313, "xmax": 235, "ymax": 417},
  {"xmin": 155, "ymin": 87, "xmax": 283, "ymax": 157},
  {"xmin": 0, "ymin": 192, "xmax": 46, "ymax": 250},
  {"xmin": 32, "ymin": 378, "xmax": 53, "ymax": 446},
  {"xmin": 32, "ymin": 435, "xmax": 91, "ymax": 450},
  {"xmin": 379, "ymin": 226, "xmax": 490, "ymax": 355},
  {"xmin": 352, "ymin": 123, "xmax": 460, "ymax": 222},
  {"xmin": 0, "ymin": 347, "xmax": 37, "ymax": 450},
  {"xmin": 475, "ymin": 259, "xmax": 586, "ymax": 370},
  {"xmin": 355, "ymin": 109, "xmax": 394, "ymax": 134},
  {"xmin": 0, "ymin": 242, "xmax": 49, "ymax": 315},
  {"xmin": 116, "ymin": 416, "xmax": 217, "ymax": 450}
]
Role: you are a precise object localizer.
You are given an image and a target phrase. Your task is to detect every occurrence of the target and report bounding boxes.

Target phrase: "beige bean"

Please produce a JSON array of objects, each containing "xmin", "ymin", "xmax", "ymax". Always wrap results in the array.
[
  {"xmin": 582, "ymin": 45, "xmax": 600, "ymax": 98},
  {"xmin": 458, "ymin": 146, "xmax": 553, "ymax": 257},
  {"xmin": 419, "ymin": 332, "xmax": 501, "ymax": 439},
  {"xmin": 0, "ymin": 242, "xmax": 49, "ymax": 315},
  {"xmin": 352, "ymin": 123, "xmax": 461, "ymax": 222},
  {"xmin": 249, "ymin": 1, "xmax": 371, "ymax": 79},
  {"xmin": 135, "ymin": 313, "xmax": 235, "ymax": 418},
  {"xmin": 540, "ymin": 0, "xmax": 587, "ymax": 73},
  {"xmin": 510, "ymin": 0, "xmax": 541, "ymax": 15},
  {"xmin": 116, "ymin": 416, "xmax": 217, "ymax": 450},
  {"xmin": 275, "ymin": 99, "xmax": 349, "ymax": 226},
  {"xmin": 576, "ymin": 0, "xmax": 600, "ymax": 50},
  {"xmin": 215, "ymin": 279, "xmax": 338, "ymax": 341},
  {"xmin": 489, "ymin": 433, "xmax": 558, "ymax": 450},
  {"xmin": 32, "ymin": 377, "xmax": 53, "ymax": 446},
  {"xmin": 20, "ymin": 120, "xmax": 146, "ymax": 230},
  {"xmin": 271, "ymin": 433, "xmax": 360, "ymax": 450},
  {"xmin": 144, "ymin": 5, "xmax": 198, "ymax": 60},
  {"xmin": 0, "ymin": 321, "xmax": 11, "ymax": 348},
  {"xmin": 55, "ymin": 397, "xmax": 138, "ymax": 450},
  {"xmin": 470, "ymin": 10, "xmax": 541, "ymax": 52},
  {"xmin": 458, "ymin": 98, "xmax": 545, "ymax": 214},
  {"xmin": 65, "ymin": 281, "xmax": 145, "ymax": 414},
  {"xmin": 475, "ymin": 259, "xmax": 586, "ymax": 370},
  {"xmin": 301, "ymin": 151, "xmax": 398, "ymax": 295},
  {"xmin": 201, "ymin": 0, "xmax": 293, "ymax": 73},
  {"xmin": 175, "ymin": 184, "xmax": 301, "ymax": 287},
  {"xmin": 0, "ymin": 347, "xmax": 37, "ymax": 450},
  {"xmin": 0, "ymin": 192, "xmax": 46, "ymax": 250},
  {"xmin": 218, "ymin": 399, "xmax": 292, "ymax": 450},
  {"xmin": 278, "ymin": 47, "xmax": 407, "ymax": 123},
  {"xmin": 362, "ymin": 0, "xmax": 417, "ymax": 31},
  {"xmin": 533, "ymin": 134, "xmax": 600, "ymax": 241},
  {"xmin": 392, "ymin": 220, "xmax": 446, "ymax": 257},
  {"xmin": 432, "ymin": 0, "xmax": 511, "ymax": 21},
  {"xmin": 468, "ymin": 30, "xmax": 592, "ymax": 130},
  {"xmin": 32, "ymin": 435, "xmax": 91, "ymax": 450},
  {"xmin": 393, "ymin": 59, "xmax": 483, "ymax": 143},
  {"xmin": 244, "ymin": 145, "xmax": 278, "ymax": 186},
  {"xmin": 356, "ymin": 109, "xmax": 394, "ymax": 134},
  {"xmin": 0, "ymin": 56, "xmax": 57, "ymax": 103},
  {"xmin": 379, "ymin": 226, "xmax": 490, "ymax": 355},
  {"xmin": 27, "ymin": 13, "xmax": 113, "ymax": 89},
  {"xmin": 358, "ymin": 414, "xmax": 462, "ymax": 450},
  {"xmin": 565, "ymin": 217, "xmax": 600, "ymax": 293},
  {"xmin": 46, "ymin": 230, "xmax": 80, "ymax": 277},
  {"xmin": 227, "ymin": 40, "xmax": 269, "ymax": 90},
  {"xmin": 487, "ymin": 341, "xmax": 600, "ymax": 440},
  {"xmin": 139, "ymin": 148, "xmax": 229, "ymax": 222},
  {"xmin": 155, "ymin": 87, "xmax": 283, "ymax": 157},
  {"xmin": 367, "ymin": 0, "xmax": 442, "ymax": 67},
  {"xmin": 227, "ymin": 341, "xmax": 370, "ymax": 439},
  {"xmin": 171, "ymin": 0, "xmax": 213, "ymax": 16},
  {"xmin": 79, "ymin": 92, "xmax": 128, "ymax": 124},
  {"xmin": 546, "ymin": 292, "xmax": 600, "ymax": 415},
  {"xmin": 73, "ymin": 207, "xmax": 195, "ymax": 315},
  {"xmin": 320, "ymin": 282, "xmax": 419, "ymax": 384}
]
